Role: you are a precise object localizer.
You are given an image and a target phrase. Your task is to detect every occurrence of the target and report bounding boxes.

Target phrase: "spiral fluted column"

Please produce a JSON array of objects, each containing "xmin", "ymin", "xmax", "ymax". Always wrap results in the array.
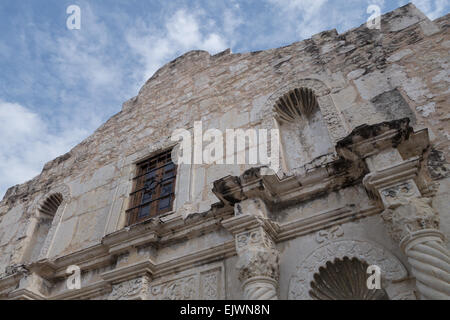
[
  {"xmin": 381, "ymin": 197, "xmax": 450, "ymax": 300},
  {"xmin": 401, "ymin": 230, "xmax": 450, "ymax": 299},
  {"xmin": 242, "ymin": 277, "xmax": 278, "ymax": 300}
]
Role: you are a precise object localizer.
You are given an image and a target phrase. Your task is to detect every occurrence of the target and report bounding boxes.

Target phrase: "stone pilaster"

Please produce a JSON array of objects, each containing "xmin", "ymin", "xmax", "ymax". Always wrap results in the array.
[
  {"xmin": 364, "ymin": 148, "xmax": 450, "ymax": 300},
  {"xmin": 222, "ymin": 198, "xmax": 280, "ymax": 300}
]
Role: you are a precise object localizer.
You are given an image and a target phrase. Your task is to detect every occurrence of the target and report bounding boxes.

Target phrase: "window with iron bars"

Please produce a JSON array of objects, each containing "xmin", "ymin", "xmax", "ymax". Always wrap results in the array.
[{"xmin": 126, "ymin": 149, "xmax": 176, "ymax": 225}]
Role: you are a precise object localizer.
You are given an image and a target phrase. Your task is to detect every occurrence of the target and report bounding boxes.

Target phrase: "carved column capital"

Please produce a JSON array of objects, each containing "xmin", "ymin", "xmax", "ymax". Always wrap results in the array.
[
  {"xmin": 381, "ymin": 197, "xmax": 440, "ymax": 244},
  {"xmin": 226, "ymin": 198, "xmax": 280, "ymax": 300}
]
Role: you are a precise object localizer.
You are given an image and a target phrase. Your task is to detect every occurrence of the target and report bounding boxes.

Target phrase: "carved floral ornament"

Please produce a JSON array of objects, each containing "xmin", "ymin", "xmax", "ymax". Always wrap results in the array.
[
  {"xmin": 288, "ymin": 239, "xmax": 409, "ymax": 300},
  {"xmin": 108, "ymin": 277, "xmax": 149, "ymax": 300},
  {"xmin": 235, "ymin": 228, "xmax": 280, "ymax": 283},
  {"xmin": 147, "ymin": 265, "xmax": 224, "ymax": 300},
  {"xmin": 236, "ymin": 228, "xmax": 276, "ymax": 252}
]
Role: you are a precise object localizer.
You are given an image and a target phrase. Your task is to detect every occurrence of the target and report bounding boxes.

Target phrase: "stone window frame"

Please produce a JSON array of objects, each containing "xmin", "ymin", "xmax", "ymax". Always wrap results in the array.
[
  {"xmin": 126, "ymin": 148, "xmax": 177, "ymax": 225},
  {"xmin": 103, "ymin": 140, "xmax": 196, "ymax": 234}
]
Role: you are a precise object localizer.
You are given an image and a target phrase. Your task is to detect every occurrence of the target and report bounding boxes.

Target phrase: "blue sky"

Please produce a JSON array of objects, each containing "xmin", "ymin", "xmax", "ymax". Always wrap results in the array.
[{"xmin": 0, "ymin": 0, "xmax": 448, "ymax": 198}]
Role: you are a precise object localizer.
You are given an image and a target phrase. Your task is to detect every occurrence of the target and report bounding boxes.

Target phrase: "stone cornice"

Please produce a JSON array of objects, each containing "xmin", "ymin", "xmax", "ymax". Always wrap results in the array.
[
  {"xmin": 154, "ymin": 240, "xmax": 235, "ymax": 278},
  {"xmin": 31, "ymin": 244, "xmax": 112, "ymax": 279},
  {"xmin": 222, "ymin": 214, "xmax": 279, "ymax": 240},
  {"xmin": 222, "ymin": 205, "xmax": 381, "ymax": 243},
  {"xmin": 212, "ymin": 159, "xmax": 365, "ymax": 210},
  {"xmin": 7, "ymin": 288, "xmax": 46, "ymax": 300},
  {"xmin": 0, "ymin": 272, "xmax": 24, "ymax": 297},
  {"xmin": 335, "ymin": 118, "xmax": 413, "ymax": 161},
  {"xmin": 101, "ymin": 259, "xmax": 155, "ymax": 284},
  {"xmin": 363, "ymin": 157, "xmax": 421, "ymax": 193},
  {"xmin": 276, "ymin": 206, "xmax": 380, "ymax": 242},
  {"xmin": 50, "ymin": 281, "xmax": 111, "ymax": 300}
]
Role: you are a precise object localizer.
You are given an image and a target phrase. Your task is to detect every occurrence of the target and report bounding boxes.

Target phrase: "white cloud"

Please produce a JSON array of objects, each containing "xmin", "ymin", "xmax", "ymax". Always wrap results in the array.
[
  {"xmin": 0, "ymin": 100, "xmax": 88, "ymax": 199},
  {"xmin": 266, "ymin": 0, "xmax": 333, "ymax": 39},
  {"xmin": 411, "ymin": 0, "xmax": 448, "ymax": 19},
  {"xmin": 268, "ymin": 0, "xmax": 327, "ymax": 13},
  {"xmin": 223, "ymin": 7, "xmax": 244, "ymax": 38},
  {"xmin": 127, "ymin": 9, "xmax": 229, "ymax": 83}
]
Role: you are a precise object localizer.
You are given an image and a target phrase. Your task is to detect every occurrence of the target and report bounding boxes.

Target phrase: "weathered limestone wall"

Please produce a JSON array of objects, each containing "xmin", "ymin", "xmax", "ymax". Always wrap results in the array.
[{"xmin": 0, "ymin": 4, "xmax": 448, "ymax": 299}]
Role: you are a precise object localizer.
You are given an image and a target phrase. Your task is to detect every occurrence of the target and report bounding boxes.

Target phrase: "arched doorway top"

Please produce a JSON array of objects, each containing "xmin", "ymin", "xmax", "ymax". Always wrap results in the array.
[{"xmin": 288, "ymin": 239, "xmax": 408, "ymax": 300}]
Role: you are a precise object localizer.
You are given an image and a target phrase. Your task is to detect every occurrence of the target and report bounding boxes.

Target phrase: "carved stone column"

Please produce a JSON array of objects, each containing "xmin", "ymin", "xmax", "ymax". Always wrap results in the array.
[
  {"xmin": 364, "ymin": 150, "xmax": 450, "ymax": 300},
  {"xmin": 381, "ymin": 195, "xmax": 450, "ymax": 299},
  {"xmin": 222, "ymin": 198, "xmax": 280, "ymax": 300}
]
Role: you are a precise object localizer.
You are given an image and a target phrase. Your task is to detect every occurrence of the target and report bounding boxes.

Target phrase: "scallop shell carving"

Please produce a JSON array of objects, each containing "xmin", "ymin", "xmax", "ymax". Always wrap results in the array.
[
  {"xmin": 39, "ymin": 193, "xmax": 63, "ymax": 217},
  {"xmin": 309, "ymin": 257, "xmax": 389, "ymax": 300},
  {"xmin": 273, "ymin": 87, "xmax": 318, "ymax": 123}
]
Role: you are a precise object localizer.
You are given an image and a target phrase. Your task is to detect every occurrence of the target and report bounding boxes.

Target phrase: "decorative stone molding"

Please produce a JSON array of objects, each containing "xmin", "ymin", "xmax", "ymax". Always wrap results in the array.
[
  {"xmin": 315, "ymin": 225, "xmax": 344, "ymax": 244},
  {"xmin": 108, "ymin": 276, "xmax": 150, "ymax": 300},
  {"xmin": 288, "ymin": 239, "xmax": 409, "ymax": 300},
  {"xmin": 150, "ymin": 275, "xmax": 197, "ymax": 300},
  {"xmin": 201, "ymin": 268, "xmax": 222, "ymax": 300},
  {"xmin": 7, "ymin": 272, "xmax": 52, "ymax": 300},
  {"xmin": 148, "ymin": 263, "xmax": 224, "ymax": 300}
]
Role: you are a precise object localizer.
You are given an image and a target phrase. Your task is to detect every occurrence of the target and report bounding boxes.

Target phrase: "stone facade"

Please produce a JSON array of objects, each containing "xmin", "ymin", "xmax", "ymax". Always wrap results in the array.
[{"xmin": 0, "ymin": 4, "xmax": 449, "ymax": 300}]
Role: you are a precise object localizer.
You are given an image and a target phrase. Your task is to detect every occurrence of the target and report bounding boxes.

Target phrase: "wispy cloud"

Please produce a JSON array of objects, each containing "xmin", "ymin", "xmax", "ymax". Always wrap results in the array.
[
  {"xmin": 407, "ymin": 0, "xmax": 449, "ymax": 19},
  {"xmin": 126, "ymin": 9, "xmax": 229, "ymax": 83},
  {"xmin": 0, "ymin": 100, "xmax": 88, "ymax": 197}
]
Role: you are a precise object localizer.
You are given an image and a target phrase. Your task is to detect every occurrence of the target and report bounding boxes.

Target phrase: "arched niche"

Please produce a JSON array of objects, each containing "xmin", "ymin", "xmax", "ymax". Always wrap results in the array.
[
  {"xmin": 259, "ymin": 79, "xmax": 350, "ymax": 173},
  {"xmin": 288, "ymin": 239, "xmax": 415, "ymax": 300},
  {"xmin": 309, "ymin": 257, "xmax": 389, "ymax": 300},
  {"xmin": 23, "ymin": 184, "xmax": 71, "ymax": 262}
]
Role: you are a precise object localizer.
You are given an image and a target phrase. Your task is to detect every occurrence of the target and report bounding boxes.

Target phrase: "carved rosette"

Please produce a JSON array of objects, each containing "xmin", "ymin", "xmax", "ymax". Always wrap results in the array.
[
  {"xmin": 381, "ymin": 197, "xmax": 450, "ymax": 299},
  {"xmin": 235, "ymin": 228, "xmax": 280, "ymax": 300}
]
